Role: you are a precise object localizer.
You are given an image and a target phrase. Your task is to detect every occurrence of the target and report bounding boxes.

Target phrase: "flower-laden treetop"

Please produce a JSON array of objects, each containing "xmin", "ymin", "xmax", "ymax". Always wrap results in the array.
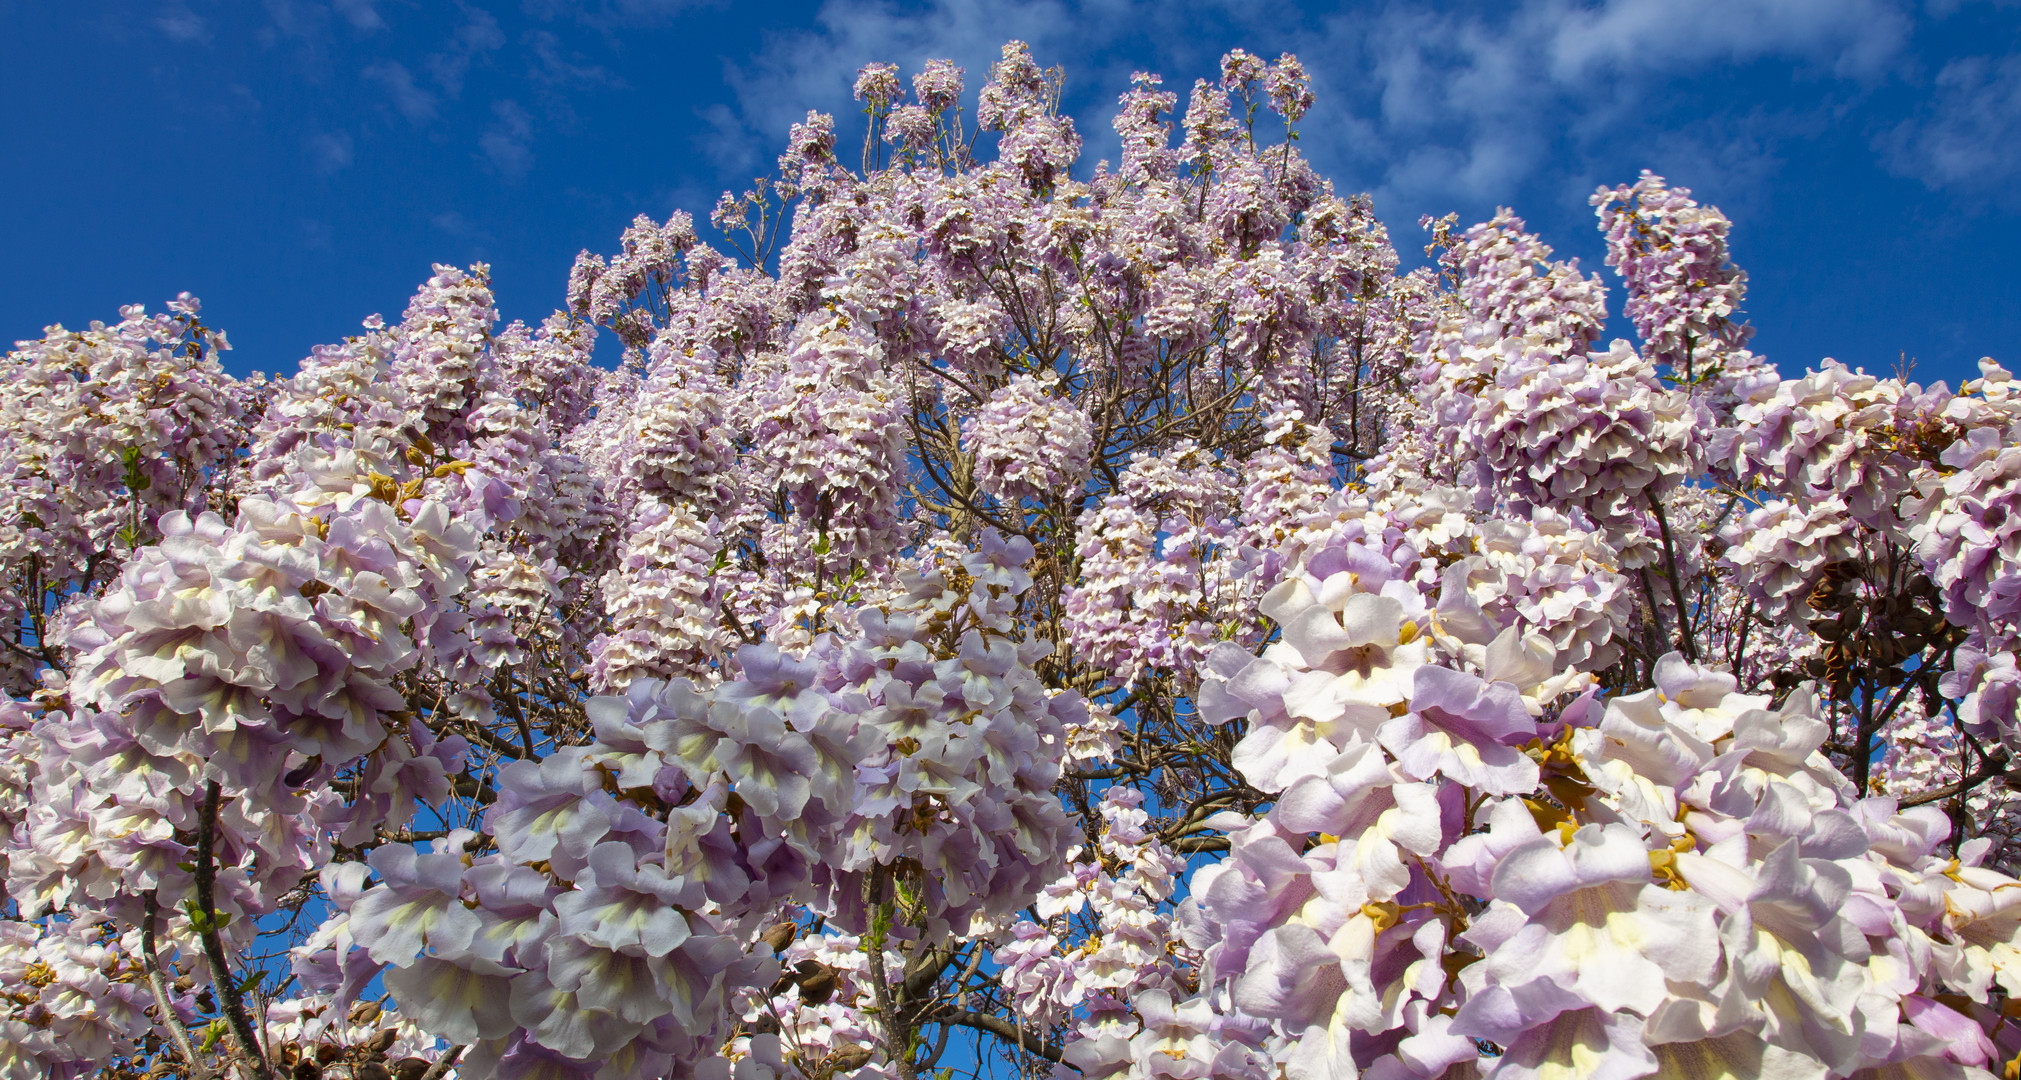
[{"xmin": 2, "ymin": 39, "xmax": 2018, "ymax": 1080}]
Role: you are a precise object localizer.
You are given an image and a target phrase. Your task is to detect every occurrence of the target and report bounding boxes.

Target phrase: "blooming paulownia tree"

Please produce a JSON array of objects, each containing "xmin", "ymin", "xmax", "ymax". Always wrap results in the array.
[{"xmin": 2, "ymin": 39, "xmax": 2018, "ymax": 1080}]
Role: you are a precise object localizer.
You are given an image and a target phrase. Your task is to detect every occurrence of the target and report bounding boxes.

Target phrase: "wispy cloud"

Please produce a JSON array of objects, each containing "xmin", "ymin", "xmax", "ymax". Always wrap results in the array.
[
  {"xmin": 1882, "ymin": 52, "xmax": 2021, "ymax": 192},
  {"xmin": 526, "ymin": 29, "xmax": 619, "ymax": 89},
  {"xmin": 431, "ymin": 210, "xmax": 494, "ymax": 241},
  {"xmin": 118, "ymin": 0, "xmax": 1986, "ymax": 229},
  {"xmin": 306, "ymin": 130, "xmax": 355, "ymax": 174},
  {"xmin": 1291, "ymin": 0, "xmax": 1913, "ymax": 214},
  {"xmin": 155, "ymin": 3, "xmax": 210, "ymax": 43},
  {"xmin": 250, "ymin": 0, "xmax": 345, "ymax": 79},
  {"xmin": 364, "ymin": 60, "xmax": 438, "ymax": 123},
  {"xmin": 481, "ymin": 100, "xmax": 535, "ymax": 177},
  {"xmin": 431, "ymin": 9, "xmax": 507, "ymax": 97},
  {"xmin": 713, "ymin": 0, "xmax": 1092, "ymax": 173},
  {"xmin": 708, "ymin": 0, "xmax": 1919, "ymax": 218},
  {"xmin": 522, "ymin": 0, "xmax": 727, "ymax": 28},
  {"xmin": 1535, "ymin": 0, "xmax": 1906, "ymax": 82},
  {"xmin": 257, "ymin": 0, "xmax": 334, "ymax": 52},
  {"xmin": 331, "ymin": 0, "xmax": 384, "ymax": 31}
]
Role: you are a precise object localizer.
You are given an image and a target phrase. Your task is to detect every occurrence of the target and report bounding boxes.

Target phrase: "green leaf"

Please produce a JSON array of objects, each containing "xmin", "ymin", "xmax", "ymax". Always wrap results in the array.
[{"xmin": 181, "ymin": 898, "xmax": 228, "ymax": 933}]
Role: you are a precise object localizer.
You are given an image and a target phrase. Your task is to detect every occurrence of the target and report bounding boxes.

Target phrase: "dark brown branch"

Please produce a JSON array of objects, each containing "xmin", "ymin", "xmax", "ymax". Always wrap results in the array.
[
  {"xmin": 1646, "ymin": 491, "xmax": 1699, "ymax": 662},
  {"xmin": 195, "ymin": 781, "xmax": 274, "ymax": 1080},
  {"xmin": 1063, "ymin": 757, "xmax": 1154, "ymax": 781},
  {"xmin": 862, "ymin": 866, "xmax": 916, "ymax": 1080},
  {"xmin": 902, "ymin": 943, "xmax": 958, "ymax": 1003},
  {"xmin": 451, "ymin": 773, "xmax": 500, "ymax": 804},
  {"xmin": 934, "ymin": 1009, "xmax": 1071, "ymax": 1066},
  {"xmin": 1902, "ymin": 752, "xmax": 2011, "ymax": 808},
  {"xmin": 1161, "ymin": 787, "xmax": 1257, "ymax": 841}
]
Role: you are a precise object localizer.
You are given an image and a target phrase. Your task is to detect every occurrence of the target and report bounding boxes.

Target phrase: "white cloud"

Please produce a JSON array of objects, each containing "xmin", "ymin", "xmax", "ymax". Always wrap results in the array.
[
  {"xmin": 431, "ymin": 9, "xmax": 506, "ymax": 97},
  {"xmin": 364, "ymin": 61, "xmax": 437, "ymax": 123},
  {"xmin": 481, "ymin": 100, "xmax": 535, "ymax": 177},
  {"xmin": 526, "ymin": 30, "xmax": 618, "ymax": 89},
  {"xmin": 1290, "ymin": 0, "xmax": 1912, "ymax": 217},
  {"xmin": 691, "ymin": 102, "xmax": 757, "ymax": 174},
  {"xmin": 307, "ymin": 130, "xmax": 355, "ymax": 173},
  {"xmin": 155, "ymin": 3, "xmax": 210, "ymax": 43},
  {"xmin": 332, "ymin": 0, "xmax": 384, "ymax": 31},
  {"xmin": 522, "ymin": 0, "xmax": 726, "ymax": 27},
  {"xmin": 1925, "ymin": 0, "xmax": 2021, "ymax": 16},
  {"xmin": 708, "ymin": 0, "xmax": 1906, "ymax": 218},
  {"xmin": 1882, "ymin": 52, "xmax": 2021, "ymax": 190},
  {"xmin": 432, "ymin": 210, "xmax": 494, "ymax": 241},
  {"xmin": 716, "ymin": 0, "xmax": 1109, "ymax": 171},
  {"xmin": 313, "ymin": 0, "xmax": 1921, "ymax": 228},
  {"xmin": 1536, "ymin": 0, "xmax": 1907, "ymax": 82},
  {"xmin": 258, "ymin": 0, "xmax": 333, "ymax": 48}
]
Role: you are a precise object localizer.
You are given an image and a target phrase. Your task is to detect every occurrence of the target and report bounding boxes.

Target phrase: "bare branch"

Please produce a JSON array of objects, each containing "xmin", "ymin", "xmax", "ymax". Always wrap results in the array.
[{"xmin": 195, "ymin": 781, "xmax": 274, "ymax": 1080}]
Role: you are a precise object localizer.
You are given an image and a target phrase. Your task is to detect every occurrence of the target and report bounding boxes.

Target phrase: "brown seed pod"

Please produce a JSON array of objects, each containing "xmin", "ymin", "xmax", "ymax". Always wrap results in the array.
[
  {"xmin": 795, "ymin": 960, "xmax": 839, "ymax": 1006},
  {"xmin": 828, "ymin": 1046, "xmax": 874, "ymax": 1072},
  {"xmin": 760, "ymin": 921, "xmax": 799, "ymax": 954}
]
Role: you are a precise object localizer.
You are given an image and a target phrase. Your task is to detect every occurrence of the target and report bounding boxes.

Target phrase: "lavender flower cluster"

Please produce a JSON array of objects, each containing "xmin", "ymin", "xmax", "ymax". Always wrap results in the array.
[{"xmin": 1, "ymin": 38, "xmax": 2018, "ymax": 1080}]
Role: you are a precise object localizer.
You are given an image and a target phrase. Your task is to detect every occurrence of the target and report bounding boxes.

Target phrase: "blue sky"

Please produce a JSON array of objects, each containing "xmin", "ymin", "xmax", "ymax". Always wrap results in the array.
[{"xmin": 3, "ymin": 0, "xmax": 2018, "ymax": 389}]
